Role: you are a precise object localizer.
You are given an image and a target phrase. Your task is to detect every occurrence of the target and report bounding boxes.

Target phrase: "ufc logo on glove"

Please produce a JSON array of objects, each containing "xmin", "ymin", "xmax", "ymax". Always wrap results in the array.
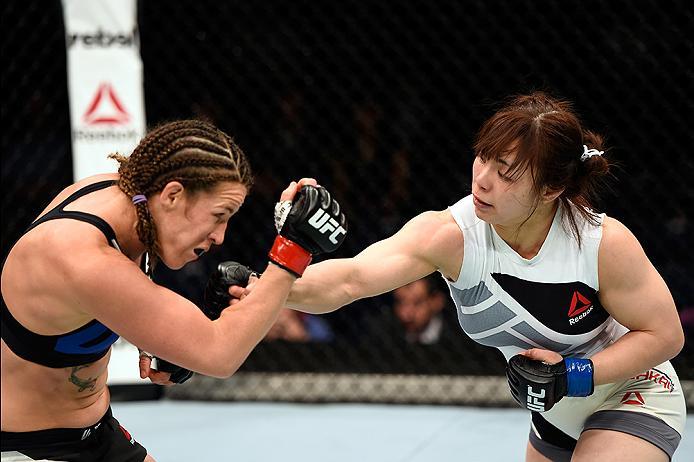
[
  {"xmin": 270, "ymin": 185, "xmax": 348, "ymax": 277},
  {"xmin": 308, "ymin": 209, "xmax": 347, "ymax": 244},
  {"xmin": 526, "ymin": 386, "xmax": 547, "ymax": 412}
]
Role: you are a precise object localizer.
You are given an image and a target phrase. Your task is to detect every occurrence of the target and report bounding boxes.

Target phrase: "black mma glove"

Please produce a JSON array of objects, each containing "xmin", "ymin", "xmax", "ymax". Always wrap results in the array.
[
  {"xmin": 152, "ymin": 359, "xmax": 194, "ymax": 384},
  {"xmin": 154, "ymin": 261, "xmax": 258, "ymax": 384},
  {"xmin": 202, "ymin": 261, "xmax": 258, "ymax": 320},
  {"xmin": 506, "ymin": 354, "xmax": 594, "ymax": 412},
  {"xmin": 269, "ymin": 185, "xmax": 347, "ymax": 276}
]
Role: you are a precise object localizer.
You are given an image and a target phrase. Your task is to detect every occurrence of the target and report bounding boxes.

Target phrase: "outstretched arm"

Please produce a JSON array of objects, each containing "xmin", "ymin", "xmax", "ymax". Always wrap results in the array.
[
  {"xmin": 77, "ymin": 179, "xmax": 348, "ymax": 378},
  {"xmin": 286, "ymin": 209, "xmax": 464, "ymax": 314}
]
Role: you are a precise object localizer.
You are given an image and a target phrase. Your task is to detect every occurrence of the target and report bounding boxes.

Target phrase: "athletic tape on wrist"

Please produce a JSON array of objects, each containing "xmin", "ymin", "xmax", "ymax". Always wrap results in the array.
[
  {"xmin": 268, "ymin": 235, "xmax": 312, "ymax": 277},
  {"xmin": 565, "ymin": 357, "xmax": 594, "ymax": 397},
  {"xmin": 274, "ymin": 200, "xmax": 292, "ymax": 233}
]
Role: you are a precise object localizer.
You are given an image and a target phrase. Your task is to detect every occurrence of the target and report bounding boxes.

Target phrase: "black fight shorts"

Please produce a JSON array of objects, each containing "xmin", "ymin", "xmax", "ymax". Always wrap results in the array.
[{"xmin": 1, "ymin": 407, "xmax": 147, "ymax": 462}]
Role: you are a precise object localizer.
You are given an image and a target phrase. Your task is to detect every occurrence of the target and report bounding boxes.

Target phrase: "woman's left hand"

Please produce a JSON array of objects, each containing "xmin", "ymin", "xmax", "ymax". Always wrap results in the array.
[{"xmin": 228, "ymin": 273, "xmax": 259, "ymax": 305}]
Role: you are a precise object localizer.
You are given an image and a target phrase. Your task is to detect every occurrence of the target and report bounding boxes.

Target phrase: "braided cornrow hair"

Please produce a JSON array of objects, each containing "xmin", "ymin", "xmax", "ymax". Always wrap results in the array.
[{"xmin": 109, "ymin": 119, "xmax": 253, "ymax": 275}]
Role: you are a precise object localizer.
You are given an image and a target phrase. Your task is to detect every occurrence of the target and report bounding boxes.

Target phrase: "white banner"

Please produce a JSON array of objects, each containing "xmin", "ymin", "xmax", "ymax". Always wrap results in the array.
[
  {"xmin": 63, "ymin": 0, "xmax": 146, "ymax": 181},
  {"xmin": 63, "ymin": 0, "xmax": 147, "ymax": 385},
  {"xmin": 107, "ymin": 337, "xmax": 143, "ymax": 385}
]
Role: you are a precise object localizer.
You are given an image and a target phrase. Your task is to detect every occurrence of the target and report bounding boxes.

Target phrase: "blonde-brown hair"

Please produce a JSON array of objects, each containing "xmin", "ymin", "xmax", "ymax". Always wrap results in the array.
[{"xmin": 109, "ymin": 119, "xmax": 253, "ymax": 273}]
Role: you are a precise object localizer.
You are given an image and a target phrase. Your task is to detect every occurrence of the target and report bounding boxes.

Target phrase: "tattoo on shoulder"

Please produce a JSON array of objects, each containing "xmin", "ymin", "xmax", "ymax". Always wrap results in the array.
[{"xmin": 68, "ymin": 365, "xmax": 98, "ymax": 392}]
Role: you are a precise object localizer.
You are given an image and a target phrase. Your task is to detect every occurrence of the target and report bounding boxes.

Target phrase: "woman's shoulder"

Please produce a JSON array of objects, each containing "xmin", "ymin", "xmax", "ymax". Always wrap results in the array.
[
  {"xmin": 407, "ymin": 209, "xmax": 463, "ymax": 240},
  {"xmin": 64, "ymin": 173, "xmax": 119, "ymax": 196},
  {"xmin": 598, "ymin": 215, "xmax": 647, "ymax": 268},
  {"xmin": 600, "ymin": 216, "xmax": 636, "ymax": 244},
  {"xmin": 38, "ymin": 174, "xmax": 119, "ymax": 215},
  {"xmin": 14, "ymin": 173, "xmax": 126, "ymax": 273},
  {"xmin": 403, "ymin": 209, "xmax": 464, "ymax": 279}
]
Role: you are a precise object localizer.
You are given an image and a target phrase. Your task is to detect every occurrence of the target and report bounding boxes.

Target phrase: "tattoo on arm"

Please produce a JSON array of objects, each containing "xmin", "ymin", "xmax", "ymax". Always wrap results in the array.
[{"xmin": 68, "ymin": 365, "xmax": 98, "ymax": 392}]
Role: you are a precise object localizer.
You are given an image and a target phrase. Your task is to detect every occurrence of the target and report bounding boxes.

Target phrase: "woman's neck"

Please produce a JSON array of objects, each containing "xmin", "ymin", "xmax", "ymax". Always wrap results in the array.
[
  {"xmin": 107, "ymin": 190, "xmax": 147, "ymax": 261},
  {"xmin": 493, "ymin": 201, "xmax": 558, "ymax": 259}
]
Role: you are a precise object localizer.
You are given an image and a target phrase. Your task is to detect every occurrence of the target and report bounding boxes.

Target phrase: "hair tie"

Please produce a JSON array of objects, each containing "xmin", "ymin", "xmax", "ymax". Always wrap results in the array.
[
  {"xmin": 132, "ymin": 194, "xmax": 148, "ymax": 205},
  {"xmin": 581, "ymin": 145, "xmax": 604, "ymax": 162}
]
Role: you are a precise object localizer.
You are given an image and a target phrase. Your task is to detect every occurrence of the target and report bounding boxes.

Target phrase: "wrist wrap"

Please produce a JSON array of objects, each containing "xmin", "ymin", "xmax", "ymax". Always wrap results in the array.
[
  {"xmin": 268, "ymin": 235, "xmax": 312, "ymax": 277},
  {"xmin": 565, "ymin": 357, "xmax": 594, "ymax": 397}
]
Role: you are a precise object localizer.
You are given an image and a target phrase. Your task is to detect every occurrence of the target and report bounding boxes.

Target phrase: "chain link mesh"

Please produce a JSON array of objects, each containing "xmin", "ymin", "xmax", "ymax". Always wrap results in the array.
[{"xmin": 3, "ymin": 0, "xmax": 693, "ymax": 404}]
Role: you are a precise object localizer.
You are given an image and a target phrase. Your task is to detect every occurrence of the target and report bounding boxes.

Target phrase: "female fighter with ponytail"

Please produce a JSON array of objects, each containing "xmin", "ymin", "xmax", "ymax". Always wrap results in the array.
[
  {"xmin": 1, "ymin": 119, "xmax": 347, "ymax": 461},
  {"xmin": 235, "ymin": 92, "xmax": 685, "ymax": 461}
]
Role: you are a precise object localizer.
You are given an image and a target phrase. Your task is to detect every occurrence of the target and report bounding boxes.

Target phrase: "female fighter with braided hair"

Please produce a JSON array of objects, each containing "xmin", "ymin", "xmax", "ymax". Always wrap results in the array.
[
  {"xmin": 236, "ymin": 92, "xmax": 685, "ymax": 461},
  {"xmin": 1, "ymin": 119, "xmax": 347, "ymax": 461}
]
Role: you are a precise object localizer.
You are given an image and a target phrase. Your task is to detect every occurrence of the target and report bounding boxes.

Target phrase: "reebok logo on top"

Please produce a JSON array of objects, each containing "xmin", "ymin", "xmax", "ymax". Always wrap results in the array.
[{"xmin": 568, "ymin": 291, "xmax": 593, "ymax": 325}]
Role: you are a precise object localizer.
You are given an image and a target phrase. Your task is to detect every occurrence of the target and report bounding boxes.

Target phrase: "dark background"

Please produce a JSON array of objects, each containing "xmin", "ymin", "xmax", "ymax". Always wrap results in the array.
[{"xmin": 3, "ymin": 1, "xmax": 692, "ymax": 379}]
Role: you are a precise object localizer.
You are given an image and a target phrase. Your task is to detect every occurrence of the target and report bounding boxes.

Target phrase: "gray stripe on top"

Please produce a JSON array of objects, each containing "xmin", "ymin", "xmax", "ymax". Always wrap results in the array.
[
  {"xmin": 0, "ymin": 451, "xmax": 44, "ymax": 461},
  {"xmin": 450, "ymin": 282, "xmax": 493, "ymax": 307},
  {"xmin": 458, "ymin": 301, "xmax": 517, "ymax": 334},
  {"xmin": 512, "ymin": 321, "xmax": 572, "ymax": 351},
  {"xmin": 473, "ymin": 331, "xmax": 536, "ymax": 350}
]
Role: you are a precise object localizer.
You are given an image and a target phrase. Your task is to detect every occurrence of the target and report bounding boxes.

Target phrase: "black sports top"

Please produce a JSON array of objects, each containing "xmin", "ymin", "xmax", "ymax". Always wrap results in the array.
[{"xmin": 1, "ymin": 180, "xmax": 121, "ymax": 368}]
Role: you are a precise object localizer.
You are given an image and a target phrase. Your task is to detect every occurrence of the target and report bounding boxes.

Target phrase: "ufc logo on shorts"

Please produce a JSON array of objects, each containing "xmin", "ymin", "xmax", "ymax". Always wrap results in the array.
[
  {"xmin": 526, "ymin": 386, "xmax": 546, "ymax": 412},
  {"xmin": 308, "ymin": 209, "xmax": 347, "ymax": 244}
]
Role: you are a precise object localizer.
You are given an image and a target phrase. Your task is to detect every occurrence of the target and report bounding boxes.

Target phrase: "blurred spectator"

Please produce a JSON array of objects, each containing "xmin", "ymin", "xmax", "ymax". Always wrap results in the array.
[
  {"xmin": 660, "ymin": 206, "xmax": 692, "ymax": 331},
  {"xmin": 356, "ymin": 273, "xmax": 510, "ymax": 375},
  {"xmin": 392, "ymin": 274, "xmax": 447, "ymax": 345},
  {"xmin": 679, "ymin": 307, "xmax": 694, "ymax": 334},
  {"xmin": 265, "ymin": 308, "xmax": 334, "ymax": 343}
]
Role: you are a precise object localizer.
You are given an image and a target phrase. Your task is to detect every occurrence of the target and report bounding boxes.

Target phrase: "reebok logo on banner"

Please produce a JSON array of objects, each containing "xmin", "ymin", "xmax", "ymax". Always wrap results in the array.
[{"xmin": 83, "ymin": 83, "xmax": 130, "ymax": 125}]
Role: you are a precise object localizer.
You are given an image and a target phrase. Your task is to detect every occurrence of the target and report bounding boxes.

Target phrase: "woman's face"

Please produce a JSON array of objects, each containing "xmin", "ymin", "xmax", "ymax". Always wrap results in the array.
[
  {"xmin": 154, "ymin": 181, "xmax": 247, "ymax": 269},
  {"xmin": 471, "ymin": 153, "xmax": 539, "ymax": 228}
]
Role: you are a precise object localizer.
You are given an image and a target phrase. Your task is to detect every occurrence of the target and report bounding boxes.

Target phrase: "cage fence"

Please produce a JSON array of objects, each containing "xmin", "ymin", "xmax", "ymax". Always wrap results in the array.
[{"xmin": 3, "ymin": 0, "xmax": 693, "ymax": 407}]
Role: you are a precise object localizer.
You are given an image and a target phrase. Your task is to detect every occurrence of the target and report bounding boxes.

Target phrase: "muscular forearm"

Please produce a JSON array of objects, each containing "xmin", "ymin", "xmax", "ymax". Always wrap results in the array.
[
  {"xmin": 591, "ymin": 329, "xmax": 683, "ymax": 385},
  {"xmin": 285, "ymin": 258, "xmax": 358, "ymax": 314}
]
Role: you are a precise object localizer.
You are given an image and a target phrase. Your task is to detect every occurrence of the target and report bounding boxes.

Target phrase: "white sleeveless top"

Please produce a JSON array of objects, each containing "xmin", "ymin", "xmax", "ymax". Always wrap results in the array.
[{"xmin": 446, "ymin": 195, "xmax": 628, "ymax": 361}]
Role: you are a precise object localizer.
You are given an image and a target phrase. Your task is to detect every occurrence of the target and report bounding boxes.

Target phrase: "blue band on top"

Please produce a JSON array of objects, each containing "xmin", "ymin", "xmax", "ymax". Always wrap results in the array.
[
  {"xmin": 565, "ymin": 357, "xmax": 594, "ymax": 397},
  {"xmin": 54, "ymin": 321, "xmax": 119, "ymax": 355}
]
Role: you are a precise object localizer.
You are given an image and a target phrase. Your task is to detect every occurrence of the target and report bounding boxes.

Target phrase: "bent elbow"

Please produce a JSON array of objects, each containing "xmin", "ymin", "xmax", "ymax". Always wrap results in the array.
[
  {"xmin": 218, "ymin": 365, "xmax": 240, "ymax": 380},
  {"xmin": 670, "ymin": 328, "xmax": 685, "ymax": 359},
  {"xmin": 207, "ymin": 359, "xmax": 242, "ymax": 379},
  {"xmin": 202, "ymin": 366, "xmax": 235, "ymax": 380},
  {"xmin": 660, "ymin": 325, "xmax": 685, "ymax": 361}
]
